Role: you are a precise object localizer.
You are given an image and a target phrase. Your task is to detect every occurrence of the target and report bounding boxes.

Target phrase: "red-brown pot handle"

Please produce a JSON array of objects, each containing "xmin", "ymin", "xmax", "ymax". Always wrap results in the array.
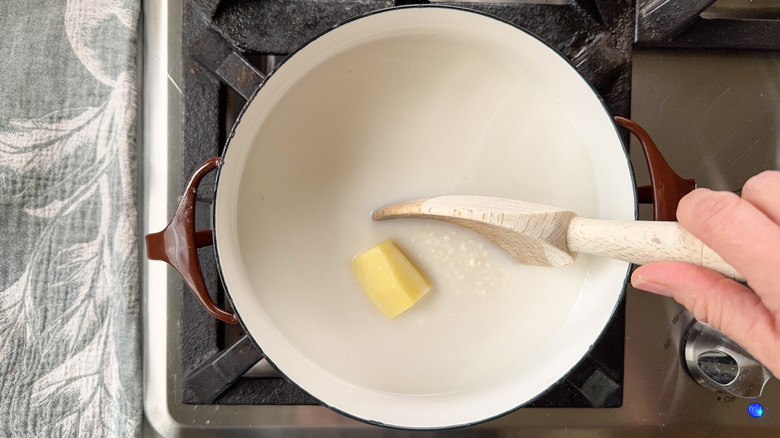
[
  {"xmin": 614, "ymin": 117, "xmax": 696, "ymax": 222},
  {"xmin": 145, "ymin": 157, "xmax": 239, "ymax": 324}
]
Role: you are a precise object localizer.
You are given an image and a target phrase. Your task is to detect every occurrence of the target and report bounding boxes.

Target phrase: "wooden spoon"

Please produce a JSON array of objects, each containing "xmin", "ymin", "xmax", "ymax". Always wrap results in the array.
[{"xmin": 372, "ymin": 195, "xmax": 743, "ymax": 282}]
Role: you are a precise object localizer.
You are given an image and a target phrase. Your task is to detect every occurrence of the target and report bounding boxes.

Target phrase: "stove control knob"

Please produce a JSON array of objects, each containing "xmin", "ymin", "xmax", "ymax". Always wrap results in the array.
[{"xmin": 684, "ymin": 319, "xmax": 772, "ymax": 398}]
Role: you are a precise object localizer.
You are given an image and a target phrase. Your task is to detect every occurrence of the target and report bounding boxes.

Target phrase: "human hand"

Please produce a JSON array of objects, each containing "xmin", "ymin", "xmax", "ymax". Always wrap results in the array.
[{"xmin": 631, "ymin": 170, "xmax": 780, "ymax": 376}]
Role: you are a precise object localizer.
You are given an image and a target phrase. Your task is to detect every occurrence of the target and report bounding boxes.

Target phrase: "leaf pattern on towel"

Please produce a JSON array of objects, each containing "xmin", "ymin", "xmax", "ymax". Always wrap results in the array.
[{"xmin": 0, "ymin": 0, "xmax": 140, "ymax": 436}]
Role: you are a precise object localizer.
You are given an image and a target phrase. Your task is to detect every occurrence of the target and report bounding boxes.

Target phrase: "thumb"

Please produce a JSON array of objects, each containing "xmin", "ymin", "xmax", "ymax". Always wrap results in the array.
[{"xmin": 632, "ymin": 262, "xmax": 780, "ymax": 375}]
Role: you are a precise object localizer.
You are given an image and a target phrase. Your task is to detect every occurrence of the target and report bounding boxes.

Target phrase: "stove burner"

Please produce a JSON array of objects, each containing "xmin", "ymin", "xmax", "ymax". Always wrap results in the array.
[{"xmin": 179, "ymin": 0, "xmax": 636, "ymax": 407}]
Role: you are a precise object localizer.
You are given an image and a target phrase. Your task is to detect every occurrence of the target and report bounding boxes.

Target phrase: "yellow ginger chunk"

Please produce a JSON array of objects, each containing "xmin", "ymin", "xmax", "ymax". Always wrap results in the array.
[{"xmin": 351, "ymin": 240, "xmax": 431, "ymax": 319}]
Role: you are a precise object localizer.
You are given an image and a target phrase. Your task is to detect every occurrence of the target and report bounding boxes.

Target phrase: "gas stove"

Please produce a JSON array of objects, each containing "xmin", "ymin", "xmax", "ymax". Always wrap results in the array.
[{"xmin": 141, "ymin": 1, "xmax": 780, "ymax": 436}]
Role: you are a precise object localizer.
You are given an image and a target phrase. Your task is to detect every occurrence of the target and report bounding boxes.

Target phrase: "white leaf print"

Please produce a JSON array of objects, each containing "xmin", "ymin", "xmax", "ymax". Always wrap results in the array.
[
  {"xmin": 64, "ymin": 0, "xmax": 136, "ymax": 86},
  {"xmin": 40, "ymin": 240, "xmax": 106, "ymax": 358},
  {"xmin": 0, "ymin": 107, "xmax": 100, "ymax": 172},
  {"xmin": 0, "ymin": 1, "xmax": 141, "ymax": 436},
  {"xmin": 32, "ymin": 315, "xmax": 129, "ymax": 438},
  {"xmin": 0, "ymin": 270, "xmax": 31, "ymax": 368}
]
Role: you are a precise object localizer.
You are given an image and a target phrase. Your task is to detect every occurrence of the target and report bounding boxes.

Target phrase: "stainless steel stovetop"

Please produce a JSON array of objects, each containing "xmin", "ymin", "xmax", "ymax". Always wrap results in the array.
[{"xmin": 141, "ymin": 0, "xmax": 780, "ymax": 436}]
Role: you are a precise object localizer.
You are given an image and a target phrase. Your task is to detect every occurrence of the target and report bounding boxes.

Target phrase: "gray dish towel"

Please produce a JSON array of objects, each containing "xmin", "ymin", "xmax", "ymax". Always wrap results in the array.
[{"xmin": 0, "ymin": 1, "xmax": 142, "ymax": 436}]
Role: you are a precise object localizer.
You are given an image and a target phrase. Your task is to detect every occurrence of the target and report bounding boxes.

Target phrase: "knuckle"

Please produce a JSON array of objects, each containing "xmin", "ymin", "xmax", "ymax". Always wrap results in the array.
[
  {"xmin": 687, "ymin": 294, "xmax": 709, "ymax": 323},
  {"xmin": 685, "ymin": 286, "xmax": 719, "ymax": 328},
  {"xmin": 688, "ymin": 293, "xmax": 717, "ymax": 328},
  {"xmin": 742, "ymin": 170, "xmax": 780, "ymax": 197},
  {"xmin": 678, "ymin": 189, "xmax": 741, "ymax": 235}
]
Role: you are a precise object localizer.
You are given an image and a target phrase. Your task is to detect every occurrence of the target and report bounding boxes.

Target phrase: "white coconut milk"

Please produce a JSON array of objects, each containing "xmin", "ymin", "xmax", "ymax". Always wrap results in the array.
[{"xmin": 228, "ymin": 30, "xmax": 617, "ymax": 395}]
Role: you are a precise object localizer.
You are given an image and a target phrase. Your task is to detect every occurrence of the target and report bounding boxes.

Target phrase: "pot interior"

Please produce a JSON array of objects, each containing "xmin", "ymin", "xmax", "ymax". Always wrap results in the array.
[{"xmin": 215, "ymin": 6, "xmax": 635, "ymax": 428}]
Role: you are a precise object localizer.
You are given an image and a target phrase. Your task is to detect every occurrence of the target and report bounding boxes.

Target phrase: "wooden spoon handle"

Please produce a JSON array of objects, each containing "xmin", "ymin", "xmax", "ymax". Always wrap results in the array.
[{"xmin": 566, "ymin": 218, "xmax": 744, "ymax": 282}]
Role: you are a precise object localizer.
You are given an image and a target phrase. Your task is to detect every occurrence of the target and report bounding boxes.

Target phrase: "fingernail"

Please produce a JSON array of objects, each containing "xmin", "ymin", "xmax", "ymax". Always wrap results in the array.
[{"xmin": 632, "ymin": 275, "xmax": 673, "ymax": 297}]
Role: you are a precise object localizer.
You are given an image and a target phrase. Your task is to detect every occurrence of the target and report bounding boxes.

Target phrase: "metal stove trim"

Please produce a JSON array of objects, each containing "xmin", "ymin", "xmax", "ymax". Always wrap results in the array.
[{"xmin": 143, "ymin": 0, "xmax": 780, "ymax": 435}]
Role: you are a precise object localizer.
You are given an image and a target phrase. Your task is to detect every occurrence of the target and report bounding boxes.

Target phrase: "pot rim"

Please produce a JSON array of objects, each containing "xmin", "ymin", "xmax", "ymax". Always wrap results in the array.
[{"xmin": 211, "ymin": 4, "xmax": 637, "ymax": 429}]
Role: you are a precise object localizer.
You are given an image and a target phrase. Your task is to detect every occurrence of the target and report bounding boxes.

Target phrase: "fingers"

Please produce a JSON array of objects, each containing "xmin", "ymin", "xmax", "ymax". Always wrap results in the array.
[
  {"xmin": 631, "ymin": 171, "xmax": 780, "ymax": 376},
  {"xmin": 632, "ymin": 262, "xmax": 780, "ymax": 375},
  {"xmin": 632, "ymin": 263, "xmax": 760, "ymax": 332},
  {"xmin": 741, "ymin": 170, "xmax": 780, "ymax": 225},
  {"xmin": 676, "ymin": 187, "xmax": 780, "ymax": 302}
]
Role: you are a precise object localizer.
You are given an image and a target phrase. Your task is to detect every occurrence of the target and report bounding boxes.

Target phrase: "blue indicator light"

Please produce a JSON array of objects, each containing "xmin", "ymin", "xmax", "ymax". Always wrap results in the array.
[{"xmin": 748, "ymin": 403, "xmax": 764, "ymax": 418}]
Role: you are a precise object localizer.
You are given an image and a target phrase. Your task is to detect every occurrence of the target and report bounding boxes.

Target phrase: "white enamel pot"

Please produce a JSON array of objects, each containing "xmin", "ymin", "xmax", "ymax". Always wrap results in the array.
[{"xmin": 147, "ymin": 5, "xmax": 695, "ymax": 429}]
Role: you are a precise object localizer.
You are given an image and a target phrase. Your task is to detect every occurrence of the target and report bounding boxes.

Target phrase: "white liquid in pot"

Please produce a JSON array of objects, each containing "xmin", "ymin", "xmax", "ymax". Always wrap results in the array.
[{"xmin": 231, "ymin": 32, "xmax": 611, "ymax": 395}]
